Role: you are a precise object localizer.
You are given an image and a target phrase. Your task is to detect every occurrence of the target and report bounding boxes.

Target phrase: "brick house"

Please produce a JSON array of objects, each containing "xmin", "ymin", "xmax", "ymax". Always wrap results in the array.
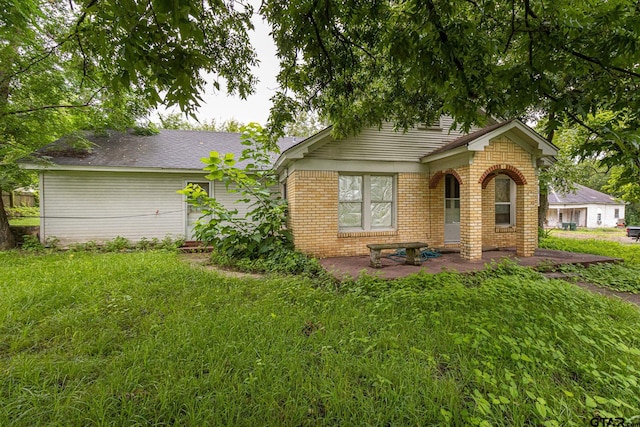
[
  {"xmin": 276, "ymin": 117, "xmax": 557, "ymax": 261},
  {"xmin": 23, "ymin": 117, "xmax": 556, "ymax": 260}
]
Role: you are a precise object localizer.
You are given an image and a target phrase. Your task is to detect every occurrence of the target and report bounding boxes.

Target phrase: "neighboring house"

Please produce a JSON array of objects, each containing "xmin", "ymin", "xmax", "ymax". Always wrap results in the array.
[
  {"xmin": 21, "ymin": 116, "xmax": 557, "ymax": 260},
  {"xmin": 546, "ymin": 185, "xmax": 625, "ymax": 228}
]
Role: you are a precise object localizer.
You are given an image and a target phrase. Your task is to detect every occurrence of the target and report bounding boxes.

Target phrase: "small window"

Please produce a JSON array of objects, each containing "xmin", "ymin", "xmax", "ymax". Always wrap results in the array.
[
  {"xmin": 614, "ymin": 208, "xmax": 619, "ymax": 219},
  {"xmin": 339, "ymin": 174, "xmax": 395, "ymax": 230},
  {"xmin": 559, "ymin": 212, "xmax": 563, "ymax": 223},
  {"xmin": 495, "ymin": 177, "xmax": 515, "ymax": 225},
  {"xmin": 597, "ymin": 213, "xmax": 602, "ymax": 224}
]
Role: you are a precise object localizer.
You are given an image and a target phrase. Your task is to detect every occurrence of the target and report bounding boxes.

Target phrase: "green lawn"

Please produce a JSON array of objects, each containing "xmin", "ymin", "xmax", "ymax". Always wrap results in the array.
[
  {"xmin": 540, "ymin": 236, "xmax": 640, "ymax": 265},
  {"xmin": 1, "ymin": 251, "xmax": 640, "ymax": 426},
  {"xmin": 8, "ymin": 217, "xmax": 40, "ymax": 226}
]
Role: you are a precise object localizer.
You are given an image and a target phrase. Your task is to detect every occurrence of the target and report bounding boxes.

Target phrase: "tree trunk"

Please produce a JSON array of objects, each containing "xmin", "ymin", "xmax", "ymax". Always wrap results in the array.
[
  {"xmin": 0, "ymin": 188, "xmax": 16, "ymax": 249},
  {"xmin": 538, "ymin": 113, "xmax": 554, "ymax": 229},
  {"xmin": 538, "ymin": 189, "xmax": 549, "ymax": 228}
]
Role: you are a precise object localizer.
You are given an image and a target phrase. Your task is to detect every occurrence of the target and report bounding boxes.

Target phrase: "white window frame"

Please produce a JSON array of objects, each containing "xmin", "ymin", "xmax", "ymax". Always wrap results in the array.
[
  {"xmin": 184, "ymin": 180, "xmax": 213, "ymax": 239},
  {"xmin": 338, "ymin": 174, "xmax": 396, "ymax": 231},
  {"xmin": 495, "ymin": 175, "xmax": 516, "ymax": 226}
]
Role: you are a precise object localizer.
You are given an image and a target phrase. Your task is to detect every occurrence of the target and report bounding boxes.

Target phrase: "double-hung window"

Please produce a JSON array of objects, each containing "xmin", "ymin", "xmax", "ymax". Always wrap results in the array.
[
  {"xmin": 339, "ymin": 174, "xmax": 394, "ymax": 230},
  {"xmin": 495, "ymin": 176, "xmax": 515, "ymax": 226}
]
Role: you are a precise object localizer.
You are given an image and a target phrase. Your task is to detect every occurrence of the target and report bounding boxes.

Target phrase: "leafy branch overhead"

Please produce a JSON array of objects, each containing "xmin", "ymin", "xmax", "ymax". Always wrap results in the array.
[
  {"xmin": 0, "ymin": 0, "xmax": 258, "ymax": 249},
  {"xmin": 263, "ymin": 0, "xmax": 640, "ymax": 137}
]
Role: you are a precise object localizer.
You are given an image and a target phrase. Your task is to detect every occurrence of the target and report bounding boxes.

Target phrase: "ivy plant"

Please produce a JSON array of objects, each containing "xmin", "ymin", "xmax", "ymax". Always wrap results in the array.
[{"xmin": 180, "ymin": 123, "xmax": 292, "ymax": 259}]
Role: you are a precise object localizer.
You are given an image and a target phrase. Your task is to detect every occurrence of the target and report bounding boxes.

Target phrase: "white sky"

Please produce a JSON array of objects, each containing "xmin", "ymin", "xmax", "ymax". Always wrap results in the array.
[{"xmin": 153, "ymin": 8, "xmax": 279, "ymax": 126}]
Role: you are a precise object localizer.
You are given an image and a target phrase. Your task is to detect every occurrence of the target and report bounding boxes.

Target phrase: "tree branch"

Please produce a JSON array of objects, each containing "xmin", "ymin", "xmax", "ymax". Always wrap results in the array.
[
  {"xmin": 560, "ymin": 47, "xmax": 640, "ymax": 79},
  {"xmin": 1, "ymin": 87, "xmax": 105, "ymax": 117}
]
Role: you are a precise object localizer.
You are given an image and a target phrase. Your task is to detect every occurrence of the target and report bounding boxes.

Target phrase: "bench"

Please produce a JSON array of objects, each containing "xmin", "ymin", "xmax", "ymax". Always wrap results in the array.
[{"xmin": 366, "ymin": 242, "xmax": 430, "ymax": 268}]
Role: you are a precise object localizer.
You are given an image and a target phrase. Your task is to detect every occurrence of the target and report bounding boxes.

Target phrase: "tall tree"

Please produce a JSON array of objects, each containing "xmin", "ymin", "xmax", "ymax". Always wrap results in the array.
[
  {"xmin": 0, "ymin": 0, "xmax": 257, "ymax": 249},
  {"xmin": 284, "ymin": 110, "xmax": 327, "ymax": 138},
  {"xmin": 263, "ymin": 0, "xmax": 640, "ymax": 180}
]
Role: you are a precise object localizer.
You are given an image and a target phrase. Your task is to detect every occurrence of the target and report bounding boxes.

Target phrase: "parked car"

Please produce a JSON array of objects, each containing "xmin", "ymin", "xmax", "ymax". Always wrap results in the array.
[{"xmin": 626, "ymin": 226, "xmax": 640, "ymax": 241}]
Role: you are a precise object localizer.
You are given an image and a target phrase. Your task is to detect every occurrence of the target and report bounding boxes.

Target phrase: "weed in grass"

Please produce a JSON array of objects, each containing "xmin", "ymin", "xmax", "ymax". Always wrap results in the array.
[
  {"xmin": 1, "ymin": 252, "xmax": 640, "ymax": 426},
  {"xmin": 103, "ymin": 236, "xmax": 131, "ymax": 252},
  {"xmin": 556, "ymin": 263, "xmax": 640, "ymax": 293},
  {"xmin": 20, "ymin": 234, "xmax": 44, "ymax": 251}
]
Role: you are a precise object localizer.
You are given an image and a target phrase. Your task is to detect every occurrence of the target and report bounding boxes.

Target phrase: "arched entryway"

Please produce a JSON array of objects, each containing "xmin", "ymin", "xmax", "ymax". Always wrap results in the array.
[{"xmin": 478, "ymin": 164, "xmax": 535, "ymax": 258}]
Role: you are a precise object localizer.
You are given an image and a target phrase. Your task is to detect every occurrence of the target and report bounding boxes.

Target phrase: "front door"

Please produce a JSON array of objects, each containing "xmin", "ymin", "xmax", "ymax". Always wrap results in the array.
[
  {"xmin": 444, "ymin": 174, "xmax": 460, "ymax": 243},
  {"xmin": 185, "ymin": 181, "xmax": 211, "ymax": 240}
]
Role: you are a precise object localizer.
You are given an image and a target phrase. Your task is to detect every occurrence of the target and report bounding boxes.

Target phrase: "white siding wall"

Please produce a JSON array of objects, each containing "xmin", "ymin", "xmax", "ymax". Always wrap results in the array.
[
  {"xmin": 585, "ymin": 203, "xmax": 625, "ymax": 228},
  {"xmin": 307, "ymin": 119, "xmax": 480, "ymax": 162},
  {"xmin": 546, "ymin": 204, "xmax": 625, "ymax": 228},
  {"xmin": 40, "ymin": 171, "xmax": 258, "ymax": 245}
]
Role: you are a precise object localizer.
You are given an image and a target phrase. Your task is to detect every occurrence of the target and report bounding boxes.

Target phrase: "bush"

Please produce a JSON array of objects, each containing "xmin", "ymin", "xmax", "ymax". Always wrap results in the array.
[
  {"xmin": 180, "ymin": 123, "xmax": 292, "ymax": 260},
  {"xmin": 210, "ymin": 248, "xmax": 334, "ymax": 282}
]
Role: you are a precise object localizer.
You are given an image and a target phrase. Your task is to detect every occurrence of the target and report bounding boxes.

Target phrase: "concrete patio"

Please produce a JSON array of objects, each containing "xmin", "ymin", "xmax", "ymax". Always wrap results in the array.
[{"xmin": 320, "ymin": 247, "xmax": 620, "ymax": 280}]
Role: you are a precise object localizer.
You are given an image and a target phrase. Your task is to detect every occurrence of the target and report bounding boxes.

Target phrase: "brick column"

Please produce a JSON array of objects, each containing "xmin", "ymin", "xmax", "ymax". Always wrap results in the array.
[
  {"xmin": 516, "ymin": 183, "xmax": 537, "ymax": 257},
  {"xmin": 460, "ymin": 180, "xmax": 483, "ymax": 260}
]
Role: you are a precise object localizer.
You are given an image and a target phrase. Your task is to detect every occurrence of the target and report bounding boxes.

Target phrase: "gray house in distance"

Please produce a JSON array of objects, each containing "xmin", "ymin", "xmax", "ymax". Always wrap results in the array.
[{"xmin": 546, "ymin": 184, "xmax": 625, "ymax": 228}]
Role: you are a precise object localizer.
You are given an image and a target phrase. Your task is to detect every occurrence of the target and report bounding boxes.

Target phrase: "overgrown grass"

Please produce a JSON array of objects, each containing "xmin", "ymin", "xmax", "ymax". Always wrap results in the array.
[
  {"xmin": 556, "ymin": 263, "xmax": 640, "ymax": 294},
  {"xmin": 540, "ymin": 236, "xmax": 640, "ymax": 294},
  {"xmin": 541, "ymin": 236, "xmax": 640, "ymax": 265},
  {"xmin": 1, "ymin": 251, "xmax": 640, "ymax": 426}
]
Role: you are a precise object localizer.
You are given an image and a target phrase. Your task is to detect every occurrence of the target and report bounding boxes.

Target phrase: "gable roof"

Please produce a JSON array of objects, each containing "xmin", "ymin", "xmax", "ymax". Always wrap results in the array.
[
  {"xmin": 548, "ymin": 184, "xmax": 624, "ymax": 206},
  {"xmin": 275, "ymin": 118, "xmax": 557, "ymax": 171},
  {"xmin": 420, "ymin": 119, "xmax": 557, "ymax": 163},
  {"xmin": 22, "ymin": 129, "xmax": 300, "ymax": 171}
]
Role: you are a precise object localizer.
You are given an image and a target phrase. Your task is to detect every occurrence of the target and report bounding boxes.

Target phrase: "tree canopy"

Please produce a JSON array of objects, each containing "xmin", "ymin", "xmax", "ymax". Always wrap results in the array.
[
  {"xmin": 0, "ymin": 0, "xmax": 258, "ymax": 248},
  {"xmin": 264, "ymin": 0, "xmax": 639, "ymax": 136}
]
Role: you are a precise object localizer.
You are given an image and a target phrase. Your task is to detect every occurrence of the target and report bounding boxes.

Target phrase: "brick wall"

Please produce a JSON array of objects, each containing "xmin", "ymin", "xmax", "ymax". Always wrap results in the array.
[
  {"xmin": 287, "ymin": 137, "xmax": 539, "ymax": 260},
  {"xmin": 286, "ymin": 171, "xmax": 430, "ymax": 257},
  {"xmin": 472, "ymin": 137, "xmax": 538, "ymax": 257}
]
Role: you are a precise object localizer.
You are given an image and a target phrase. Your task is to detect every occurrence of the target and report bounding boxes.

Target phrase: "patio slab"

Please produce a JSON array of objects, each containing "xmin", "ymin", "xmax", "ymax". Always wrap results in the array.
[{"xmin": 320, "ymin": 247, "xmax": 620, "ymax": 281}]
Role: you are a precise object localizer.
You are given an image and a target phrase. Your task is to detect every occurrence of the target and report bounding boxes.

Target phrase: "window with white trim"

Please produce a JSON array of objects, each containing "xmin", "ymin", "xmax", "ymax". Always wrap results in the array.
[
  {"xmin": 614, "ymin": 208, "xmax": 620, "ymax": 219},
  {"xmin": 495, "ymin": 176, "xmax": 515, "ymax": 225},
  {"xmin": 338, "ymin": 174, "xmax": 395, "ymax": 230}
]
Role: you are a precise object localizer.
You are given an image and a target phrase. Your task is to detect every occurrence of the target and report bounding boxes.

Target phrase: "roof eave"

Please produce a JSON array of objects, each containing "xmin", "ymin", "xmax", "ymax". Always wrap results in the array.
[
  {"xmin": 420, "ymin": 120, "xmax": 557, "ymax": 163},
  {"xmin": 18, "ymin": 163, "xmax": 213, "ymax": 174},
  {"xmin": 274, "ymin": 126, "xmax": 334, "ymax": 171}
]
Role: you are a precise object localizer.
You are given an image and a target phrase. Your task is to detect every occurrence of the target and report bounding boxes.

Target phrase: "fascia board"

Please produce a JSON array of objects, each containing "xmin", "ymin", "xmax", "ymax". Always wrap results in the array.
[
  {"xmin": 274, "ymin": 127, "xmax": 334, "ymax": 170},
  {"xmin": 420, "ymin": 145, "xmax": 468, "ymax": 163},
  {"xmin": 19, "ymin": 164, "xmax": 219, "ymax": 174}
]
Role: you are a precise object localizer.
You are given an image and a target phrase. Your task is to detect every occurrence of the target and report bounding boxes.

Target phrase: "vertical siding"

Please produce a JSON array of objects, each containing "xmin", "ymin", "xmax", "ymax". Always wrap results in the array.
[{"xmin": 41, "ymin": 171, "xmax": 202, "ymax": 244}]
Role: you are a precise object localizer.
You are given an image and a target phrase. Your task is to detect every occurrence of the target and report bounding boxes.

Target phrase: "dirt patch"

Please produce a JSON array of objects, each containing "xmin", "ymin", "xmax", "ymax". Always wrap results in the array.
[{"xmin": 179, "ymin": 253, "xmax": 264, "ymax": 279}]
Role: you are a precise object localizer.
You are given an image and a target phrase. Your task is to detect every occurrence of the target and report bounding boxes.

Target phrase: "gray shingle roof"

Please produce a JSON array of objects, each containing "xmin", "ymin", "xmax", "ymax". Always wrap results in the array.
[
  {"xmin": 548, "ymin": 184, "xmax": 622, "ymax": 205},
  {"xmin": 33, "ymin": 129, "xmax": 300, "ymax": 170}
]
